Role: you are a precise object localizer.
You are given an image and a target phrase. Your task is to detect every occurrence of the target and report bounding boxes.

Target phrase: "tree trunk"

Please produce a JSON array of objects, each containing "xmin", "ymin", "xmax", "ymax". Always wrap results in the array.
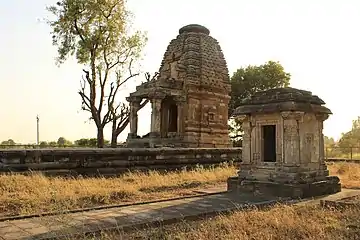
[
  {"xmin": 111, "ymin": 134, "xmax": 117, "ymax": 148},
  {"xmin": 111, "ymin": 118, "xmax": 117, "ymax": 148},
  {"xmin": 97, "ymin": 127, "xmax": 105, "ymax": 148}
]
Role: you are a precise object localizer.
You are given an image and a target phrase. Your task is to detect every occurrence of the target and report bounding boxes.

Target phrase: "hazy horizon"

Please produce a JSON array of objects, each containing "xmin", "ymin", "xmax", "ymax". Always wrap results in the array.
[{"xmin": 1, "ymin": 0, "xmax": 359, "ymax": 144}]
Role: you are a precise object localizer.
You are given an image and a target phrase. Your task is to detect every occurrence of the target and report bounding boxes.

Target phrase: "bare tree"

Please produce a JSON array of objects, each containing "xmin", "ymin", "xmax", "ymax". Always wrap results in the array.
[
  {"xmin": 47, "ymin": 0, "xmax": 147, "ymax": 147},
  {"xmin": 108, "ymin": 70, "xmax": 159, "ymax": 147}
]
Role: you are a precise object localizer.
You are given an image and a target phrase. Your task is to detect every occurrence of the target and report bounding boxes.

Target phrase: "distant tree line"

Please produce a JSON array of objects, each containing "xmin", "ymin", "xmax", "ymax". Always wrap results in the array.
[
  {"xmin": 324, "ymin": 116, "xmax": 360, "ymax": 158},
  {"xmin": 0, "ymin": 137, "xmax": 114, "ymax": 148}
]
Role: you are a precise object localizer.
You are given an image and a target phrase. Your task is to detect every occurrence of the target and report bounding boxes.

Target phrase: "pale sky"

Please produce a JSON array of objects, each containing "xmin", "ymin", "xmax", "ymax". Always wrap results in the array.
[{"xmin": 0, "ymin": 0, "xmax": 359, "ymax": 144}]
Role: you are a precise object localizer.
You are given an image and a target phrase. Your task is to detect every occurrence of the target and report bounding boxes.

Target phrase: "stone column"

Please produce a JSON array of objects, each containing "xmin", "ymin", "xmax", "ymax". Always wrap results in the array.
[
  {"xmin": 126, "ymin": 97, "xmax": 141, "ymax": 139},
  {"xmin": 238, "ymin": 115, "xmax": 252, "ymax": 164},
  {"xmin": 177, "ymin": 103, "xmax": 184, "ymax": 135},
  {"xmin": 150, "ymin": 98, "xmax": 162, "ymax": 136},
  {"xmin": 316, "ymin": 113, "xmax": 329, "ymax": 165},
  {"xmin": 281, "ymin": 111, "xmax": 304, "ymax": 165},
  {"xmin": 174, "ymin": 96, "xmax": 186, "ymax": 136}
]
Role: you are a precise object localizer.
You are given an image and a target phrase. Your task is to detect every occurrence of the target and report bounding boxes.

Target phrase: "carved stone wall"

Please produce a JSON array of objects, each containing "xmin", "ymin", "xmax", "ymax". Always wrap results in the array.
[
  {"xmin": 281, "ymin": 111, "xmax": 303, "ymax": 165},
  {"xmin": 156, "ymin": 24, "xmax": 231, "ymax": 147},
  {"xmin": 299, "ymin": 113, "xmax": 319, "ymax": 164},
  {"xmin": 237, "ymin": 111, "xmax": 331, "ymax": 183}
]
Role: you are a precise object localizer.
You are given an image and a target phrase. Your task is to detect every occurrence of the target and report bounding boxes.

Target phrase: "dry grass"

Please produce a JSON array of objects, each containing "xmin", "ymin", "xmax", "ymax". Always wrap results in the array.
[
  {"xmin": 0, "ymin": 162, "xmax": 359, "ymax": 219},
  {"xmin": 87, "ymin": 205, "xmax": 360, "ymax": 240},
  {"xmin": 328, "ymin": 162, "xmax": 360, "ymax": 188},
  {"xmin": 0, "ymin": 163, "xmax": 236, "ymax": 217}
]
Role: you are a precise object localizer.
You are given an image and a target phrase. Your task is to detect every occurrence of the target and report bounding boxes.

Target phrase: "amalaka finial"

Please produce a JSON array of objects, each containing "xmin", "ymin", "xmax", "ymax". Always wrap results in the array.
[{"xmin": 179, "ymin": 24, "xmax": 210, "ymax": 35}]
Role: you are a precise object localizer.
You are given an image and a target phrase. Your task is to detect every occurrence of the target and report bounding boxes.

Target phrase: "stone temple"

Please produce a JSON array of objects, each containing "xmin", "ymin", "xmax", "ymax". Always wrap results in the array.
[
  {"xmin": 126, "ymin": 24, "xmax": 232, "ymax": 148},
  {"xmin": 227, "ymin": 87, "xmax": 341, "ymax": 198}
]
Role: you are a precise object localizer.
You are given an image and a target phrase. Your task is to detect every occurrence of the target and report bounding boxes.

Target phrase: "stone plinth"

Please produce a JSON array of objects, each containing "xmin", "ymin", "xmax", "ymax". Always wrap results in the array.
[
  {"xmin": 227, "ymin": 176, "xmax": 341, "ymax": 199},
  {"xmin": 0, "ymin": 148, "xmax": 242, "ymax": 177},
  {"xmin": 228, "ymin": 87, "xmax": 341, "ymax": 199}
]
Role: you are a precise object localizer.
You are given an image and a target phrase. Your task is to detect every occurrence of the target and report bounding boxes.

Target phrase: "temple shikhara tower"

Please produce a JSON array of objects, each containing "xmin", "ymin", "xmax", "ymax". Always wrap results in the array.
[{"xmin": 126, "ymin": 24, "xmax": 231, "ymax": 148}]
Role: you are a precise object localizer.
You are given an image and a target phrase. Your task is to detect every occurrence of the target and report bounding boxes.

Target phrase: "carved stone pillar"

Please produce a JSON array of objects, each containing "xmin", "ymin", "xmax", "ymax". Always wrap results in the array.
[
  {"xmin": 126, "ymin": 97, "xmax": 141, "ymax": 138},
  {"xmin": 281, "ymin": 111, "xmax": 304, "ymax": 165},
  {"xmin": 239, "ymin": 115, "xmax": 252, "ymax": 164},
  {"xmin": 177, "ymin": 103, "xmax": 184, "ymax": 135},
  {"xmin": 316, "ymin": 113, "xmax": 329, "ymax": 165},
  {"xmin": 174, "ymin": 96, "xmax": 186, "ymax": 136},
  {"xmin": 150, "ymin": 98, "xmax": 162, "ymax": 135}
]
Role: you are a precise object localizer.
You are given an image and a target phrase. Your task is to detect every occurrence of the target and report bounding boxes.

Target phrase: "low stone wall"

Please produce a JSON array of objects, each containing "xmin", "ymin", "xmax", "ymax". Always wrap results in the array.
[
  {"xmin": 0, "ymin": 148, "xmax": 242, "ymax": 177},
  {"xmin": 326, "ymin": 158, "xmax": 360, "ymax": 163}
]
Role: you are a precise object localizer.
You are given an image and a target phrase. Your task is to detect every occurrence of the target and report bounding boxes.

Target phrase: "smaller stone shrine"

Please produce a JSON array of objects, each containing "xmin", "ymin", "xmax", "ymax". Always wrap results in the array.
[{"xmin": 227, "ymin": 87, "xmax": 341, "ymax": 198}]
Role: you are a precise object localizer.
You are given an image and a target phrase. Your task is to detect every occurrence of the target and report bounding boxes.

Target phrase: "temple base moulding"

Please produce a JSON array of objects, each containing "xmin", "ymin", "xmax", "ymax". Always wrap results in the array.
[{"xmin": 227, "ymin": 176, "xmax": 341, "ymax": 199}]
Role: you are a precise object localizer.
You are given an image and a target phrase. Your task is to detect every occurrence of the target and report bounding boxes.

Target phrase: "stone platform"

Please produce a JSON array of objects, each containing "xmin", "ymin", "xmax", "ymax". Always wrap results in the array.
[
  {"xmin": 228, "ymin": 176, "xmax": 341, "ymax": 198},
  {"xmin": 321, "ymin": 192, "xmax": 360, "ymax": 210},
  {"xmin": 0, "ymin": 188, "xmax": 358, "ymax": 240}
]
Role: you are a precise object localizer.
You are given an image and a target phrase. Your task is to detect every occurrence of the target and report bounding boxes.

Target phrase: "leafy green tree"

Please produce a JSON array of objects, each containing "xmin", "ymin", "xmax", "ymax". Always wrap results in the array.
[
  {"xmin": 338, "ymin": 117, "xmax": 360, "ymax": 155},
  {"xmin": 323, "ymin": 136, "xmax": 341, "ymax": 158},
  {"xmin": 229, "ymin": 61, "xmax": 291, "ymax": 139},
  {"xmin": 324, "ymin": 136, "xmax": 336, "ymax": 148},
  {"xmin": 57, "ymin": 137, "xmax": 73, "ymax": 147},
  {"xmin": 75, "ymin": 138, "xmax": 109, "ymax": 147},
  {"xmin": 39, "ymin": 141, "xmax": 49, "ymax": 148},
  {"xmin": 48, "ymin": 141, "xmax": 58, "ymax": 147},
  {"xmin": 57, "ymin": 137, "xmax": 66, "ymax": 146},
  {"xmin": 0, "ymin": 139, "xmax": 16, "ymax": 145},
  {"xmin": 47, "ymin": 0, "xmax": 147, "ymax": 148},
  {"xmin": 88, "ymin": 138, "xmax": 98, "ymax": 147},
  {"xmin": 74, "ymin": 138, "xmax": 90, "ymax": 147}
]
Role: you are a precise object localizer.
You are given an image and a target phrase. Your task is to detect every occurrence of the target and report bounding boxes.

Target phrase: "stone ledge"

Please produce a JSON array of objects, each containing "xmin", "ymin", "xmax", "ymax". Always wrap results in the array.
[
  {"xmin": 321, "ymin": 194, "xmax": 360, "ymax": 210},
  {"xmin": 227, "ymin": 176, "xmax": 341, "ymax": 199}
]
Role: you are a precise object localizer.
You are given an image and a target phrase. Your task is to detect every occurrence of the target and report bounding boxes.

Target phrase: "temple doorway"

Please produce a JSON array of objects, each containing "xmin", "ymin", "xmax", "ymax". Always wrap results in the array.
[
  {"xmin": 261, "ymin": 125, "xmax": 276, "ymax": 162},
  {"xmin": 168, "ymin": 103, "xmax": 178, "ymax": 132},
  {"xmin": 160, "ymin": 97, "xmax": 178, "ymax": 137}
]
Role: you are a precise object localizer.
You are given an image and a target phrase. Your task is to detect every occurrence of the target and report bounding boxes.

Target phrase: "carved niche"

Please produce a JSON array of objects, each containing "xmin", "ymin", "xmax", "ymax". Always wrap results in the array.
[{"xmin": 169, "ymin": 61, "xmax": 178, "ymax": 79}]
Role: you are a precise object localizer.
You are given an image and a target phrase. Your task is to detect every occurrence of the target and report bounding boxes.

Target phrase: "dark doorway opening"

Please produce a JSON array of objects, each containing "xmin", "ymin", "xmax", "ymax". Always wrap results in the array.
[
  {"xmin": 262, "ymin": 125, "xmax": 276, "ymax": 162},
  {"xmin": 168, "ymin": 103, "xmax": 178, "ymax": 132}
]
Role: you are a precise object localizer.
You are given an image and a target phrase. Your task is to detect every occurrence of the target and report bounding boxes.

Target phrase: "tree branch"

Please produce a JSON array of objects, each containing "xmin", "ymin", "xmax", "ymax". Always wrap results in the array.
[
  {"xmin": 78, "ymin": 78, "xmax": 92, "ymax": 112},
  {"xmin": 80, "ymin": 68, "xmax": 100, "ymax": 126},
  {"xmin": 102, "ymin": 59, "xmax": 138, "ymax": 126},
  {"xmin": 140, "ymin": 99, "xmax": 149, "ymax": 109},
  {"xmin": 82, "ymin": 69, "xmax": 92, "ymax": 84},
  {"xmin": 73, "ymin": 19, "xmax": 86, "ymax": 44},
  {"xmin": 108, "ymin": 48, "xmax": 131, "ymax": 69},
  {"xmin": 118, "ymin": 59, "xmax": 139, "ymax": 87},
  {"xmin": 230, "ymin": 134, "xmax": 243, "ymax": 139},
  {"xmin": 103, "ymin": 35, "xmax": 111, "ymax": 67},
  {"xmin": 114, "ymin": 103, "xmax": 130, "ymax": 134},
  {"xmin": 101, "ymin": 2, "xmax": 118, "ymax": 19},
  {"xmin": 97, "ymin": 67, "xmax": 108, "ymax": 118},
  {"xmin": 116, "ymin": 118, "xmax": 129, "ymax": 135}
]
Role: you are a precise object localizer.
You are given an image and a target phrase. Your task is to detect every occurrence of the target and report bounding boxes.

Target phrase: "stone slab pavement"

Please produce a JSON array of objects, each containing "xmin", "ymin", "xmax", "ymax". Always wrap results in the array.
[{"xmin": 0, "ymin": 188, "xmax": 359, "ymax": 240}]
